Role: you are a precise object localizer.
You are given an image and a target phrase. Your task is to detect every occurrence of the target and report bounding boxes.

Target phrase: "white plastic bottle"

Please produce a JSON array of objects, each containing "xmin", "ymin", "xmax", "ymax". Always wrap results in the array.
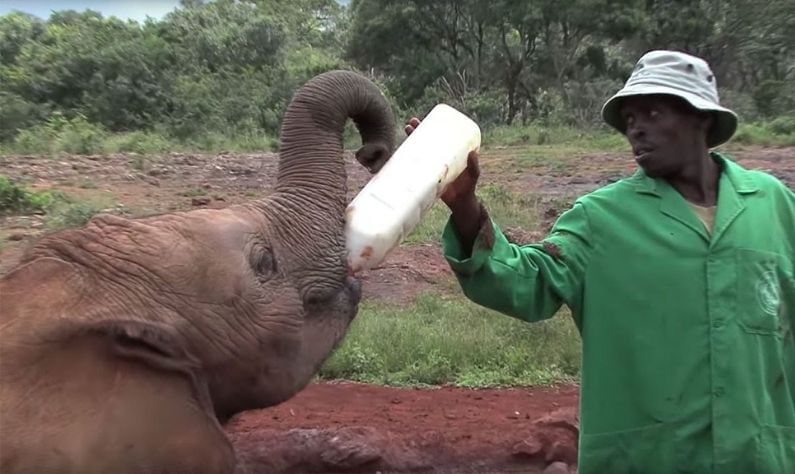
[{"xmin": 345, "ymin": 103, "xmax": 481, "ymax": 273}]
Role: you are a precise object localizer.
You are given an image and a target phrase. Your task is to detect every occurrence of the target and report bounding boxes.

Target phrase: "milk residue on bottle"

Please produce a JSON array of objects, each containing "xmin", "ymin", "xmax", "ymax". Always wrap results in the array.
[{"xmin": 345, "ymin": 103, "xmax": 481, "ymax": 273}]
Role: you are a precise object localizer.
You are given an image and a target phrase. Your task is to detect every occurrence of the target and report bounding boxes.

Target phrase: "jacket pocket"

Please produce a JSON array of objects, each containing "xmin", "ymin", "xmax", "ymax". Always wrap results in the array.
[
  {"xmin": 735, "ymin": 249, "xmax": 790, "ymax": 336},
  {"xmin": 578, "ymin": 423, "xmax": 672, "ymax": 474},
  {"xmin": 755, "ymin": 424, "xmax": 795, "ymax": 474}
]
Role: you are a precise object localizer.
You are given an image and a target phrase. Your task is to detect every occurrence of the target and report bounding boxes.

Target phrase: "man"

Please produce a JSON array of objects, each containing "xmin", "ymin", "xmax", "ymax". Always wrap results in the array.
[{"xmin": 406, "ymin": 50, "xmax": 794, "ymax": 473}]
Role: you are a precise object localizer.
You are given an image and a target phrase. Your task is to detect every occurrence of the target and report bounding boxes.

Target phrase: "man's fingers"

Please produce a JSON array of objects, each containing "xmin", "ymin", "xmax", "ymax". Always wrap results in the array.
[
  {"xmin": 404, "ymin": 117, "xmax": 421, "ymax": 136},
  {"xmin": 467, "ymin": 150, "xmax": 481, "ymax": 178}
]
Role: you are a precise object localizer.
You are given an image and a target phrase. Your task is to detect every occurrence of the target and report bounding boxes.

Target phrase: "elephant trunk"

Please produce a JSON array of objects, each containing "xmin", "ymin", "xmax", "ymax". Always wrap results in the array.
[
  {"xmin": 275, "ymin": 70, "xmax": 395, "ymax": 204},
  {"xmin": 270, "ymin": 70, "xmax": 396, "ymax": 301}
]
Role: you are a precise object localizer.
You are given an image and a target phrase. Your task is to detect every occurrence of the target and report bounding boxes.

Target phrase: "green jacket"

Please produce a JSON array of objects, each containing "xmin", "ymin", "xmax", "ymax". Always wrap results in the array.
[{"xmin": 443, "ymin": 153, "xmax": 795, "ymax": 474}]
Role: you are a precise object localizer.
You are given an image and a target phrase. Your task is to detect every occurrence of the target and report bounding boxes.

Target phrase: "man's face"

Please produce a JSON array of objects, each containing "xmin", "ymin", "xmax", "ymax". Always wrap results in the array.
[{"xmin": 619, "ymin": 94, "xmax": 712, "ymax": 178}]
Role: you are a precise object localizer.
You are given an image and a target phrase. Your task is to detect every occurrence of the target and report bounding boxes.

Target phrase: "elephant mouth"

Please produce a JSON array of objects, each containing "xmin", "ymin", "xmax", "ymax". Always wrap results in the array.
[
  {"xmin": 345, "ymin": 276, "xmax": 362, "ymax": 307},
  {"xmin": 302, "ymin": 276, "xmax": 362, "ymax": 322}
]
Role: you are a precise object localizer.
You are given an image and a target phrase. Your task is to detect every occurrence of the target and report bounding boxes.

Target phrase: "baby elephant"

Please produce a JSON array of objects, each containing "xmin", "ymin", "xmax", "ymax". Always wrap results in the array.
[{"xmin": 0, "ymin": 70, "xmax": 396, "ymax": 473}]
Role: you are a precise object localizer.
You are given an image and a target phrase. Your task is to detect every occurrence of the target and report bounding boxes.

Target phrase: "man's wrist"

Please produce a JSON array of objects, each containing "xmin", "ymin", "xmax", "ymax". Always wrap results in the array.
[{"xmin": 448, "ymin": 193, "xmax": 480, "ymax": 215}]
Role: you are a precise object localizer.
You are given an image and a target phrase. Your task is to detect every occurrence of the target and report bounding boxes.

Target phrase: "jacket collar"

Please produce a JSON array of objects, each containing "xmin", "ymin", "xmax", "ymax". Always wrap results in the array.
[
  {"xmin": 631, "ymin": 151, "xmax": 759, "ymax": 196},
  {"xmin": 630, "ymin": 152, "xmax": 759, "ymax": 244}
]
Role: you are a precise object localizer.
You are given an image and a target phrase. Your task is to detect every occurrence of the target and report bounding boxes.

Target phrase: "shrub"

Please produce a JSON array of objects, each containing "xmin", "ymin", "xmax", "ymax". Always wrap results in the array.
[
  {"xmin": 752, "ymin": 80, "xmax": 795, "ymax": 118},
  {"xmin": 11, "ymin": 112, "xmax": 107, "ymax": 155},
  {"xmin": 730, "ymin": 122, "xmax": 795, "ymax": 147},
  {"xmin": 0, "ymin": 92, "xmax": 46, "ymax": 142},
  {"xmin": 46, "ymin": 201, "xmax": 104, "ymax": 230},
  {"xmin": 104, "ymin": 131, "xmax": 172, "ymax": 154},
  {"xmin": 0, "ymin": 176, "xmax": 60, "ymax": 216},
  {"xmin": 769, "ymin": 116, "xmax": 795, "ymax": 136},
  {"xmin": 0, "ymin": 176, "xmax": 105, "ymax": 228}
]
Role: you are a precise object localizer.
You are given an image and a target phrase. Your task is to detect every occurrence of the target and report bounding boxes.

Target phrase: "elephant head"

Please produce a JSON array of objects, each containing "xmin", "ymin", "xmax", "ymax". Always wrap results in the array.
[{"xmin": 0, "ymin": 70, "xmax": 396, "ymax": 472}]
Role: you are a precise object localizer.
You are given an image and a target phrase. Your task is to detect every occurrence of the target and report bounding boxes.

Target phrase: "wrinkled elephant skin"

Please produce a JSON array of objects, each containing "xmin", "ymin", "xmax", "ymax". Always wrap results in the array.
[{"xmin": 0, "ymin": 70, "xmax": 396, "ymax": 473}]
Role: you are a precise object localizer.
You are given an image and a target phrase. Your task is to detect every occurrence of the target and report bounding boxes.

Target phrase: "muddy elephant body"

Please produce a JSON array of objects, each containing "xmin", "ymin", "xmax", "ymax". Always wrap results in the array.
[{"xmin": 0, "ymin": 71, "xmax": 396, "ymax": 473}]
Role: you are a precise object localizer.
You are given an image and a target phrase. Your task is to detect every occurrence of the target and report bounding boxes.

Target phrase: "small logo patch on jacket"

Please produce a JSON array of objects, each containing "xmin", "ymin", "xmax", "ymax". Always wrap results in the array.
[{"xmin": 757, "ymin": 270, "xmax": 781, "ymax": 316}]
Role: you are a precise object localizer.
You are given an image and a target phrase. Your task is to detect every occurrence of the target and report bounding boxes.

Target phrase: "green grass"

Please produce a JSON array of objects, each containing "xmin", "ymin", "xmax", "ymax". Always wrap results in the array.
[
  {"xmin": 103, "ymin": 131, "xmax": 173, "ymax": 155},
  {"xmin": 319, "ymin": 292, "xmax": 581, "ymax": 387},
  {"xmin": 0, "ymin": 115, "xmax": 279, "ymax": 156},
  {"xmin": 2, "ymin": 117, "xmax": 793, "ymax": 156},
  {"xmin": 404, "ymin": 183, "xmax": 541, "ymax": 245},
  {"xmin": 729, "ymin": 121, "xmax": 795, "ymax": 147},
  {"xmin": 180, "ymin": 131, "xmax": 278, "ymax": 153},
  {"xmin": 483, "ymin": 123, "xmax": 627, "ymax": 152},
  {"xmin": 484, "ymin": 120, "xmax": 795, "ymax": 150}
]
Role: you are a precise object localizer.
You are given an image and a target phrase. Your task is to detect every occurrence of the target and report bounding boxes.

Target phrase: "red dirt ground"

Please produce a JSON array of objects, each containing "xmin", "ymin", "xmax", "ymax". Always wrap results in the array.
[
  {"xmin": 227, "ymin": 382, "xmax": 580, "ymax": 474},
  {"xmin": 1, "ymin": 144, "xmax": 792, "ymax": 473}
]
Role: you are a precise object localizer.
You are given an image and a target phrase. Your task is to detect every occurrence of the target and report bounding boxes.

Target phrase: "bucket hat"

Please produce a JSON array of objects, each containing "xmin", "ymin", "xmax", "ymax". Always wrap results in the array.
[{"xmin": 601, "ymin": 50, "xmax": 738, "ymax": 148}]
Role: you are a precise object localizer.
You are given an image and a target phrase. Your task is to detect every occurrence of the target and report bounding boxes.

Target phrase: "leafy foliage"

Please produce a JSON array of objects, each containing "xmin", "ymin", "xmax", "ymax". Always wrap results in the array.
[
  {"xmin": 0, "ymin": 0, "xmax": 792, "ymax": 150},
  {"xmin": 0, "ymin": 175, "xmax": 108, "ymax": 231},
  {"xmin": 0, "ymin": 176, "xmax": 59, "ymax": 215},
  {"xmin": 11, "ymin": 112, "xmax": 106, "ymax": 155},
  {"xmin": 0, "ymin": 1, "xmax": 348, "ymax": 146},
  {"xmin": 348, "ymin": 0, "xmax": 793, "ymax": 126}
]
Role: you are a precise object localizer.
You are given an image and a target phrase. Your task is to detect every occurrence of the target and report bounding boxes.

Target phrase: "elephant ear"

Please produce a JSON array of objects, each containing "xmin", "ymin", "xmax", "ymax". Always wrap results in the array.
[
  {"xmin": 84, "ymin": 319, "xmax": 215, "ymax": 415},
  {"xmin": 1, "ymin": 256, "xmax": 214, "ymax": 416}
]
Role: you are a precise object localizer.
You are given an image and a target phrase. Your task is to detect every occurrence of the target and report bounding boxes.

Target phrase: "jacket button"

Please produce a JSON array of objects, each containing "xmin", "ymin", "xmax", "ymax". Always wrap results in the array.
[
  {"xmin": 714, "ymin": 387, "xmax": 725, "ymax": 397},
  {"xmin": 712, "ymin": 320, "xmax": 723, "ymax": 328}
]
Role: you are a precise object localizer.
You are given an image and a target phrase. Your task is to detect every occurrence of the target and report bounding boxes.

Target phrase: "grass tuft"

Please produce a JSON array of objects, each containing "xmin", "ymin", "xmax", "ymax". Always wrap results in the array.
[
  {"xmin": 405, "ymin": 184, "xmax": 541, "ymax": 245},
  {"xmin": 320, "ymin": 292, "xmax": 581, "ymax": 388}
]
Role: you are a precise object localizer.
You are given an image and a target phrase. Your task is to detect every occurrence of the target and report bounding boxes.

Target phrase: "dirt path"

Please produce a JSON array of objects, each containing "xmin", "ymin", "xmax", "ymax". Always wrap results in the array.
[
  {"xmin": 1, "ymin": 144, "xmax": 792, "ymax": 472},
  {"xmin": 227, "ymin": 382, "xmax": 580, "ymax": 474}
]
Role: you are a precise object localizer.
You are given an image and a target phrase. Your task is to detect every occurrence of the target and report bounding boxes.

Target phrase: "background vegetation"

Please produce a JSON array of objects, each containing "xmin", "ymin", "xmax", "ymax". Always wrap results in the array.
[
  {"xmin": 1, "ymin": 0, "xmax": 793, "ymax": 155},
  {"xmin": 1, "ymin": 0, "xmax": 793, "ymax": 386}
]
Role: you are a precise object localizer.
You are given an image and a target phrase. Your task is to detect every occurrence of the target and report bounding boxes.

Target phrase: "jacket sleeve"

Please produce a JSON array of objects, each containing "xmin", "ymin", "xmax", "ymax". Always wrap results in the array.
[
  {"xmin": 783, "ymin": 184, "xmax": 795, "ymax": 330},
  {"xmin": 442, "ymin": 201, "xmax": 592, "ymax": 324}
]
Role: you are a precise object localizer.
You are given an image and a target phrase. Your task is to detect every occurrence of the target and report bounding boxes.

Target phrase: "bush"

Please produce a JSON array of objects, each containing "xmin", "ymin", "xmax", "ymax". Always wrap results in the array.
[
  {"xmin": 731, "ymin": 124, "xmax": 771, "ymax": 145},
  {"xmin": 103, "ymin": 131, "xmax": 172, "ymax": 154},
  {"xmin": 0, "ymin": 176, "xmax": 60, "ymax": 216},
  {"xmin": 11, "ymin": 112, "xmax": 107, "ymax": 155},
  {"xmin": 769, "ymin": 116, "xmax": 795, "ymax": 136},
  {"xmin": 720, "ymin": 89, "xmax": 762, "ymax": 123},
  {"xmin": 45, "ymin": 201, "xmax": 104, "ymax": 230},
  {"xmin": 562, "ymin": 78, "xmax": 625, "ymax": 127},
  {"xmin": 12, "ymin": 127, "xmax": 56, "ymax": 155},
  {"xmin": 0, "ymin": 92, "xmax": 46, "ymax": 142},
  {"xmin": 730, "ymin": 122, "xmax": 795, "ymax": 147},
  {"xmin": 56, "ymin": 119, "xmax": 107, "ymax": 154},
  {"xmin": 183, "ymin": 131, "xmax": 278, "ymax": 153},
  {"xmin": 0, "ymin": 175, "xmax": 105, "ymax": 228},
  {"xmin": 752, "ymin": 80, "xmax": 795, "ymax": 118}
]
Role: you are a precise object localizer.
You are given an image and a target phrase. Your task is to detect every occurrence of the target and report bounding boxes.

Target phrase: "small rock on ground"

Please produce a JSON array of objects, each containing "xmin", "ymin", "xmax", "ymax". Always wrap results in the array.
[{"xmin": 543, "ymin": 461, "xmax": 571, "ymax": 474}]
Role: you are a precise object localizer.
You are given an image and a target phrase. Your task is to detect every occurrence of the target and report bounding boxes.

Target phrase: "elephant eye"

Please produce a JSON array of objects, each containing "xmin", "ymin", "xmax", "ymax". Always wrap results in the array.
[{"xmin": 251, "ymin": 245, "xmax": 277, "ymax": 280}]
